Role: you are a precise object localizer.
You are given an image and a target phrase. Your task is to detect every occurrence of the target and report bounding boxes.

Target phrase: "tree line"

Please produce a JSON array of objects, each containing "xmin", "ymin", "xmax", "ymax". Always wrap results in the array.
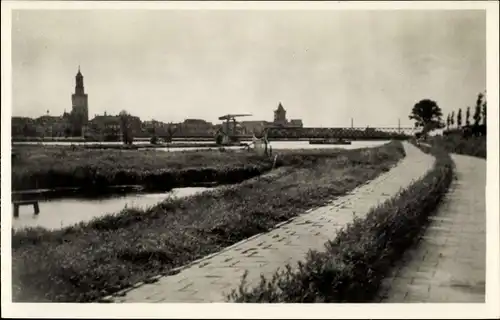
[
  {"xmin": 445, "ymin": 92, "xmax": 487, "ymax": 131},
  {"xmin": 409, "ymin": 91, "xmax": 487, "ymax": 139}
]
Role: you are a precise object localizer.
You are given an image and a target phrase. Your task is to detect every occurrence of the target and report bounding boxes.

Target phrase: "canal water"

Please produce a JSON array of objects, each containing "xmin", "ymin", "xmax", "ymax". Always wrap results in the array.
[
  {"xmin": 11, "ymin": 140, "xmax": 389, "ymax": 231},
  {"xmin": 151, "ymin": 140, "xmax": 390, "ymax": 152},
  {"xmin": 13, "ymin": 140, "xmax": 388, "ymax": 151},
  {"xmin": 11, "ymin": 187, "xmax": 211, "ymax": 231}
]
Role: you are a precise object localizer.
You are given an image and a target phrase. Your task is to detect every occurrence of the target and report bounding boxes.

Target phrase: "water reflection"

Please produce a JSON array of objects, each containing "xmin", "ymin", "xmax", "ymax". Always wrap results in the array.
[{"xmin": 12, "ymin": 187, "xmax": 211, "ymax": 231}]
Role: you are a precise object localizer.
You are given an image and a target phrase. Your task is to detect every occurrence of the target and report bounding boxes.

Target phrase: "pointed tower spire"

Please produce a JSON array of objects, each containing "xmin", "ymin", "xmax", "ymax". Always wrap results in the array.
[
  {"xmin": 277, "ymin": 102, "xmax": 285, "ymax": 111},
  {"xmin": 75, "ymin": 66, "xmax": 84, "ymax": 94}
]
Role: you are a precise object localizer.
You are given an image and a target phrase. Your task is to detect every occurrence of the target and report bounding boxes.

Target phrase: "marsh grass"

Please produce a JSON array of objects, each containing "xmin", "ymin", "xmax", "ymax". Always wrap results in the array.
[
  {"xmin": 228, "ymin": 144, "xmax": 453, "ymax": 302},
  {"xmin": 12, "ymin": 142, "xmax": 405, "ymax": 302}
]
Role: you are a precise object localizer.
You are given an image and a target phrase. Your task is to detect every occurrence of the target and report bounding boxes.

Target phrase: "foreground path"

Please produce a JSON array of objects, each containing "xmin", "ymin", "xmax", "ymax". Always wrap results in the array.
[
  {"xmin": 378, "ymin": 154, "xmax": 486, "ymax": 303},
  {"xmin": 105, "ymin": 142, "xmax": 434, "ymax": 303}
]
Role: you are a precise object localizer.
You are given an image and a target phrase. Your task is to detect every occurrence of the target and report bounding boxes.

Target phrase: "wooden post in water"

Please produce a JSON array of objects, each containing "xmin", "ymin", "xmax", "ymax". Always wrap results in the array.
[
  {"xmin": 13, "ymin": 205, "xmax": 19, "ymax": 218},
  {"xmin": 13, "ymin": 200, "xmax": 40, "ymax": 217},
  {"xmin": 34, "ymin": 202, "xmax": 40, "ymax": 215}
]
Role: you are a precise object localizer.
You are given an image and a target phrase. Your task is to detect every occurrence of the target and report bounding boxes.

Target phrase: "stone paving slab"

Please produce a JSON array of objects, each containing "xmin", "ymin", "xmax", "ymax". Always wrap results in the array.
[
  {"xmin": 108, "ymin": 142, "xmax": 435, "ymax": 303},
  {"xmin": 379, "ymin": 154, "xmax": 486, "ymax": 303}
]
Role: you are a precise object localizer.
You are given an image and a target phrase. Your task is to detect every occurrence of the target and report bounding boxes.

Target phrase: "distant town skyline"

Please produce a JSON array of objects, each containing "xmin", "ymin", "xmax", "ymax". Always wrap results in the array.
[{"xmin": 12, "ymin": 9, "xmax": 486, "ymax": 127}]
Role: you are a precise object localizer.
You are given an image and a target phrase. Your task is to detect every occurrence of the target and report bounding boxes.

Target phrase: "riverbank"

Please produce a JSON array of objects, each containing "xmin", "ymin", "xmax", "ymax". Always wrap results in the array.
[
  {"xmin": 12, "ymin": 187, "xmax": 214, "ymax": 231},
  {"xmin": 12, "ymin": 141, "xmax": 406, "ymax": 302},
  {"xmin": 11, "ymin": 146, "xmax": 271, "ymax": 192},
  {"xmin": 82, "ymin": 142, "xmax": 246, "ymax": 150},
  {"xmin": 13, "ymin": 142, "xmax": 246, "ymax": 150},
  {"xmin": 12, "ymin": 137, "xmax": 223, "ymax": 143}
]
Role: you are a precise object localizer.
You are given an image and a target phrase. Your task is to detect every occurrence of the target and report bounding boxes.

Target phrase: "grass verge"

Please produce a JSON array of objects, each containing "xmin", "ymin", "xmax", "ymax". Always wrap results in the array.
[
  {"xmin": 12, "ymin": 142, "xmax": 405, "ymax": 302},
  {"xmin": 227, "ymin": 144, "xmax": 453, "ymax": 302},
  {"xmin": 429, "ymin": 134, "xmax": 486, "ymax": 159},
  {"xmin": 11, "ymin": 146, "xmax": 272, "ymax": 192},
  {"xmin": 80, "ymin": 142, "xmax": 246, "ymax": 150}
]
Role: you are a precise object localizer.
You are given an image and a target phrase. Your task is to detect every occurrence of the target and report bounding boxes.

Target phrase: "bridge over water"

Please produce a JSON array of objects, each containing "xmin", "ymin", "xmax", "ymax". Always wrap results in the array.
[
  {"xmin": 167, "ymin": 126, "xmax": 418, "ymax": 140},
  {"xmin": 265, "ymin": 126, "xmax": 418, "ymax": 140}
]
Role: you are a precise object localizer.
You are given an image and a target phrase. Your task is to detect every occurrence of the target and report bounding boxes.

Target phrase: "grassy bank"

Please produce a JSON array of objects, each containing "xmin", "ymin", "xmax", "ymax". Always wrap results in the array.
[
  {"xmin": 228, "ymin": 144, "xmax": 453, "ymax": 302},
  {"xmin": 80, "ymin": 142, "xmax": 247, "ymax": 150},
  {"xmin": 12, "ymin": 142, "xmax": 405, "ymax": 302},
  {"xmin": 429, "ymin": 134, "xmax": 486, "ymax": 159},
  {"xmin": 11, "ymin": 146, "xmax": 270, "ymax": 192}
]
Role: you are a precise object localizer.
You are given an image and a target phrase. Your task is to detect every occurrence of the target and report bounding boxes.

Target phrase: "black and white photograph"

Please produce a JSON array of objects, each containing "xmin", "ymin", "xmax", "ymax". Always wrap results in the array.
[{"xmin": 1, "ymin": 1, "xmax": 499, "ymax": 319}]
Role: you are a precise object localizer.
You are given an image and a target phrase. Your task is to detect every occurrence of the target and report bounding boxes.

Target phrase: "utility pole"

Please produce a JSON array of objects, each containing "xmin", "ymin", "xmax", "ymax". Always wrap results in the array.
[
  {"xmin": 398, "ymin": 118, "xmax": 401, "ymax": 134},
  {"xmin": 351, "ymin": 118, "xmax": 353, "ymax": 128}
]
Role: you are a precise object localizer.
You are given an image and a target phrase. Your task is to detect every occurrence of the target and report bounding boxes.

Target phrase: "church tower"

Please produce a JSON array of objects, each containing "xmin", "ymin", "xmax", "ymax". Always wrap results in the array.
[
  {"xmin": 273, "ymin": 102, "xmax": 287, "ymax": 126},
  {"xmin": 71, "ymin": 66, "xmax": 89, "ymax": 135}
]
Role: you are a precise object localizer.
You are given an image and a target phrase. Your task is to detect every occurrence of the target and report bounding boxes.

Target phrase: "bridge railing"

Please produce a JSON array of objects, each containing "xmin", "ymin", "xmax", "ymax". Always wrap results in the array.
[{"xmin": 266, "ymin": 127, "xmax": 411, "ymax": 140}]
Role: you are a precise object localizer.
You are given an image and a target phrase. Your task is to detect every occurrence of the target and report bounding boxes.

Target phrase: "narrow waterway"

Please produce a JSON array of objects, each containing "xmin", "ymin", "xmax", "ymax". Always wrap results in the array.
[
  {"xmin": 151, "ymin": 140, "xmax": 390, "ymax": 152},
  {"xmin": 12, "ymin": 187, "xmax": 212, "ymax": 231},
  {"xmin": 13, "ymin": 140, "xmax": 390, "ymax": 151},
  {"xmin": 11, "ymin": 140, "xmax": 390, "ymax": 231}
]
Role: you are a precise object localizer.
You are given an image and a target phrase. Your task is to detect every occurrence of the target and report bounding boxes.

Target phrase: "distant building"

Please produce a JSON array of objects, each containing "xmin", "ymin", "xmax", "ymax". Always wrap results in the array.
[
  {"xmin": 12, "ymin": 116, "xmax": 36, "ymax": 137},
  {"xmin": 272, "ymin": 102, "xmax": 303, "ymax": 128},
  {"xmin": 142, "ymin": 120, "xmax": 158, "ymax": 135},
  {"xmin": 89, "ymin": 114, "xmax": 121, "ymax": 140},
  {"xmin": 289, "ymin": 119, "xmax": 303, "ymax": 128},
  {"xmin": 179, "ymin": 119, "xmax": 214, "ymax": 136},
  {"xmin": 89, "ymin": 112, "xmax": 142, "ymax": 140},
  {"xmin": 142, "ymin": 120, "xmax": 178, "ymax": 137},
  {"xmin": 273, "ymin": 102, "xmax": 287, "ymax": 126},
  {"xmin": 70, "ymin": 67, "xmax": 89, "ymax": 136},
  {"xmin": 237, "ymin": 102, "xmax": 303, "ymax": 135},
  {"xmin": 35, "ymin": 115, "xmax": 71, "ymax": 137},
  {"xmin": 239, "ymin": 120, "xmax": 270, "ymax": 135}
]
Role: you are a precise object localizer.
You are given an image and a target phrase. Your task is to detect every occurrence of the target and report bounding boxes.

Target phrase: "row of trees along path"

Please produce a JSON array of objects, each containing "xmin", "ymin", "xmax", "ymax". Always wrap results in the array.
[
  {"xmin": 445, "ymin": 92, "xmax": 487, "ymax": 130},
  {"xmin": 378, "ymin": 153, "xmax": 486, "ymax": 302},
  {"xmin": 409, "ymin": 92, "xmax": 487, "ymax": 136},
  {"xmin": 377, "ymin": 96, "xmax": 486, "ymax": 302},
  {"xmin": 102, "ymin": 96, "xmax": 485, "ymax": 303}
]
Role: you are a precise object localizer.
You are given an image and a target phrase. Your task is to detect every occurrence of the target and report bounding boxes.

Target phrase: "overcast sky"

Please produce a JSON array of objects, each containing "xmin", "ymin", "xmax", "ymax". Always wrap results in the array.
[{"xmin": 12, "ymin": 9, "xmax": 486, "ymax": 127}]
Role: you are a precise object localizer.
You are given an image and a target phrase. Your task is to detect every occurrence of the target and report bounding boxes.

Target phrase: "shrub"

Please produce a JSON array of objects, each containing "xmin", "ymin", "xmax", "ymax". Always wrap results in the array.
[{"xmin": 228, "ymin": 144, "xmax": 453, "ymax": 302}]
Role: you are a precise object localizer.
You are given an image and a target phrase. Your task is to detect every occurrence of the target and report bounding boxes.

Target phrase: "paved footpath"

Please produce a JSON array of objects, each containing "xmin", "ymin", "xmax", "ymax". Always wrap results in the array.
[
  {"xmin": 105, "ymin": 142, "xmax": 435, "ymax": 303},
  {"xmin": 378, "ymin": 154, "xmax": 486, "ymax": 303}
]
